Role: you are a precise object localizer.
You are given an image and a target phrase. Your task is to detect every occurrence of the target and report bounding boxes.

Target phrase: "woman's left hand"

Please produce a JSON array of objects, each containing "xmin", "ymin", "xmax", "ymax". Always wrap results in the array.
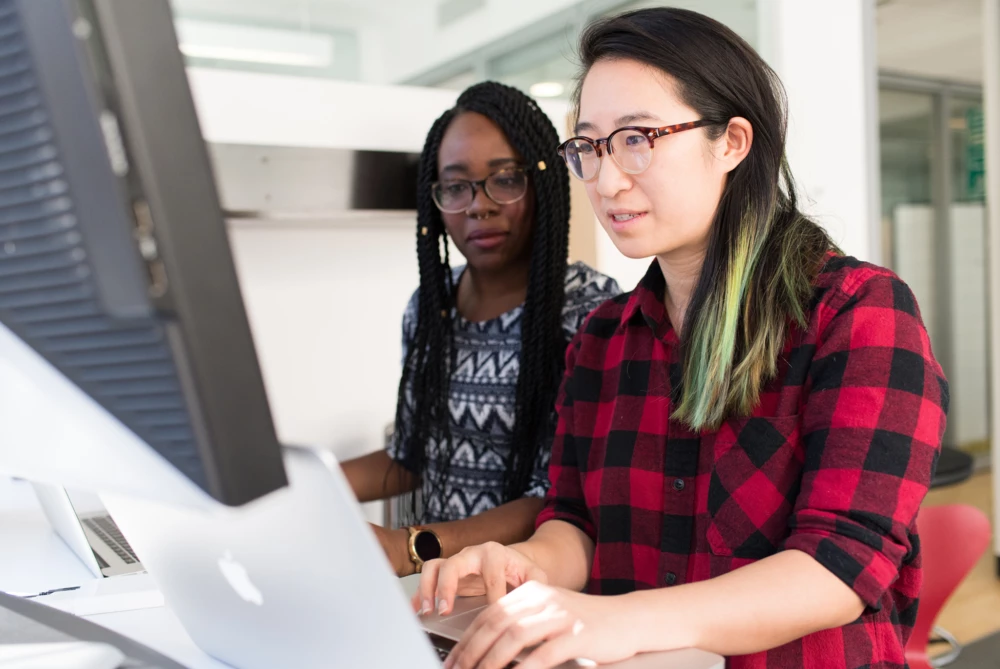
[{"xmin": 443, "ymin": 581, "xmax": 640, "ymax": 669}]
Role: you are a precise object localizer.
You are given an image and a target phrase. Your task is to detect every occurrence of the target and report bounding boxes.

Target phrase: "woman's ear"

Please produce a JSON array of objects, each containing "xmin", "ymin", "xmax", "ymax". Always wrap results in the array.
[{"xmin": 717, "ymin": 117, "xmax": 753, "ymax": 173}]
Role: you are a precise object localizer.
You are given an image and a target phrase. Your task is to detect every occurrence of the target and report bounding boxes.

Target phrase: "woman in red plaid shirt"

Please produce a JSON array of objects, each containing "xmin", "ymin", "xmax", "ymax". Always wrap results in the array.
[{"xmin": 415, "ymin": 8, "xmax": 948, "ymax": 669}]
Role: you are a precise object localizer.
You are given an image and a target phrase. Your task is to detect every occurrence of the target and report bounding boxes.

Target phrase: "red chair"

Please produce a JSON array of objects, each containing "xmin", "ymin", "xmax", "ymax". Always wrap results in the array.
[{"xmin": 905, "ymin": 504, "xmax": 992, "ymax": 669}]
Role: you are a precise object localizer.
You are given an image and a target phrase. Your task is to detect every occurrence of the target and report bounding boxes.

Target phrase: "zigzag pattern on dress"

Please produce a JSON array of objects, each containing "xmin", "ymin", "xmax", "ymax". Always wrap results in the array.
[
  {"xmin": 449, "ymin": 398, "xmax": 516, "ymax": 435},
  {"xmin": 451, "ymin": 346, "xmax": 521, "ymax": 386}
]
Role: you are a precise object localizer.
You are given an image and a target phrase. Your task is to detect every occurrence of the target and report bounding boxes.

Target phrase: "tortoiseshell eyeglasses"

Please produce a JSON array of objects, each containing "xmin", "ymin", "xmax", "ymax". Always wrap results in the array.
[{"xmin": 557, "ymin": 119, "xmax": 716, "ymax": 181}]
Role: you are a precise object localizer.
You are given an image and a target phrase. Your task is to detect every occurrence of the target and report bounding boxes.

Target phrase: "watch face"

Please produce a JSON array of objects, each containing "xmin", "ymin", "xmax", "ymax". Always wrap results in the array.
[{"xmin": 414, "ymin": 531, "xmax": 442, "ymax": 561}]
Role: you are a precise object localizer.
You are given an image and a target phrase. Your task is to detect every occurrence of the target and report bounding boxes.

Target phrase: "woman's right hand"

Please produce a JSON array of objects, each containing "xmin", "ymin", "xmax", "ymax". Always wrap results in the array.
[{"xmin": 412, "ymin": 541, "xmax": 548, "ymax": 616}]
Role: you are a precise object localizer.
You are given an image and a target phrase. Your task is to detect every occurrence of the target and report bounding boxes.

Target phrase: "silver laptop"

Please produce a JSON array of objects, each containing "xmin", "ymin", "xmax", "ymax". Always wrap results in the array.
[
  {"xmin": 100, "ymin": 446, "xmax": 723, "ymax": 669},
  {"xmin": 32, "ymin": 482, "xmax": 144, "ymax": 579}
]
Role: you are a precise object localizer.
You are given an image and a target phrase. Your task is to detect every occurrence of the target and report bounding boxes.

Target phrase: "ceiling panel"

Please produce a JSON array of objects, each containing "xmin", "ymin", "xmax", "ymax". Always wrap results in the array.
[{"xmin": 877, "ymin": 0, "xmax": 983, "ymax": 83}]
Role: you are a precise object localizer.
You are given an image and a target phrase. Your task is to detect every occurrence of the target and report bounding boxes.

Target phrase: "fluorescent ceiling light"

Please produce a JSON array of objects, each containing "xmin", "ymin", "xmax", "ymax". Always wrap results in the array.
[
  {"xmin": 175, "ymin": 18, "xmax": 333, "ymax": 68},
  {"xmin": 529, "ymin": 81, "xmax": 565, "ymax": 98}
]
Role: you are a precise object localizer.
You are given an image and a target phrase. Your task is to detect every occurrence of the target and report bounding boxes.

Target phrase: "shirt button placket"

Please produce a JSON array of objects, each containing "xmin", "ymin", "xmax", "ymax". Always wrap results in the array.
[{"xmin": 661, "ymin": 471, "xmax": 690, "ymax": 588}]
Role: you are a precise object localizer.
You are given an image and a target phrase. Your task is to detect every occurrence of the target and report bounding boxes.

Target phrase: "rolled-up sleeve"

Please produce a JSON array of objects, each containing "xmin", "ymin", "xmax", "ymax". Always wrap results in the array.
[{"xmin": 782, "ymin": 271, "xmax": 948, "ymax": 609}]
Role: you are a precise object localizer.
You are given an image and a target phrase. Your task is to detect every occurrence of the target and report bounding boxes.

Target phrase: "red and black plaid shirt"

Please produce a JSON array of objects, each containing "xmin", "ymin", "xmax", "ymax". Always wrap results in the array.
[{"xmin": 536, "ymin": 255, "xmax": 948, "ymax": 668}]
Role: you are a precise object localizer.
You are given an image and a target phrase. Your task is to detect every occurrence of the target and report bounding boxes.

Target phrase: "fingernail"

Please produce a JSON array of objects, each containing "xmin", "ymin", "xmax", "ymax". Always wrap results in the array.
[
  {"xmin": 443, "ymin": 654, "xmax": 454, "ymax": 669},
  {"xmin": 437, "ymin": 597, "xmax": 447, "ymax": 615},
  {"xmin": 419, "ymin": 599, "xmax": 432, "ymax": 615}
]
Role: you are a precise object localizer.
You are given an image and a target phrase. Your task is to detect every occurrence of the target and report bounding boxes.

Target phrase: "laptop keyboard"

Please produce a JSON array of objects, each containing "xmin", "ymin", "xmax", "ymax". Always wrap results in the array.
[{"xmin": 83, "ymin": 515, "xmax": 140, "ymax": 564}]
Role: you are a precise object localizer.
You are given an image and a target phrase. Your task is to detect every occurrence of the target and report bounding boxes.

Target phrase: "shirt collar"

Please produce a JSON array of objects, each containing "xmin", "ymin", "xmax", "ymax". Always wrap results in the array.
[{"xmin": 620, "ymin": 259, "xmax": 675, "ymax": 340}]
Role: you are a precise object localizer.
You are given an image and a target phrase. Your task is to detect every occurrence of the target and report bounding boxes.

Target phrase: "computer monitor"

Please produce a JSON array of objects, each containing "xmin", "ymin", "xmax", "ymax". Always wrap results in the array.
[{"xmin": 0, "ymin": 0, "xmax": 287, "ymax": 506}]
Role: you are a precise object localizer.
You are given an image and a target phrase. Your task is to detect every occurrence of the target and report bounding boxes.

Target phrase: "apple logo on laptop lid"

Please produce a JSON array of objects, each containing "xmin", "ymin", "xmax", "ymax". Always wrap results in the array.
[{"xmin": 218, "ymin": 550, "xmax": 263, "ymax": 606}]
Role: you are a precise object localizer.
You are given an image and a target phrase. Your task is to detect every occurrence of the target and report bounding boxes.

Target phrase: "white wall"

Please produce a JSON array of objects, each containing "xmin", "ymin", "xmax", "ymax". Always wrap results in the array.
[
  {"xmin": 227, "ymin": 222, "xmax": 415, "ymax": 459},
  {"xmin": 757, "ymin": 0, "xmax": 881, "ymax": 262},
  {"xmin": 187, "ymin": 67, "xmax": 457, "ymax": 151},
  {"xmin": 892, "ymin": 206, "xmax": 937, "ymax": 341},
  {"xmin": 950, "ymin": 204, "xmax": 989, "ymax": 447}
]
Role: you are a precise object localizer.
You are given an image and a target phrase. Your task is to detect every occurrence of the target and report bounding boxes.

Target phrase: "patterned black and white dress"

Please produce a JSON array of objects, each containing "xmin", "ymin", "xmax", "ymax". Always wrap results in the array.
[{"xmin": 387, "ymin": 261, "xmax": 620, "ymax": 523}]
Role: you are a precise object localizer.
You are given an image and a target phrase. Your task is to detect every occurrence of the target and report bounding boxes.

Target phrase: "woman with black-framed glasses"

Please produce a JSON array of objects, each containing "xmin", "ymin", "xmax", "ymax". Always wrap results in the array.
[{"xmin": 342, "ymin": 81, "xmax": 619, "ymax": 578}]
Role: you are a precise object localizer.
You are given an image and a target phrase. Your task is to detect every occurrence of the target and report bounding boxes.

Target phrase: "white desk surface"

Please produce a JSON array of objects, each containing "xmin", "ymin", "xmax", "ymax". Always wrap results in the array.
[{"xmin": 0, "ymin": 476, "xmax": 723, "ymax": 669}]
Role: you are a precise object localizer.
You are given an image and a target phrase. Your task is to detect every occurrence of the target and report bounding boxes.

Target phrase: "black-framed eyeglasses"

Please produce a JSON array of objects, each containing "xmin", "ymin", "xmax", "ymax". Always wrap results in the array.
[
  {"xmin": 557, "ymin": 119, "xmax": 716, "ymax": 181},
  {"xmin": 431, "ymin": 167, "xmax": 530, "ymax": 214}
]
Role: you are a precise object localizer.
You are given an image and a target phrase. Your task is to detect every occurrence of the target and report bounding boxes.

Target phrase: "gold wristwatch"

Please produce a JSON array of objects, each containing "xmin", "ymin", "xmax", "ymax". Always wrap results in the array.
[{"xmin": 406, "ymin": 526, "xmax": 442, "ymax": 573}]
